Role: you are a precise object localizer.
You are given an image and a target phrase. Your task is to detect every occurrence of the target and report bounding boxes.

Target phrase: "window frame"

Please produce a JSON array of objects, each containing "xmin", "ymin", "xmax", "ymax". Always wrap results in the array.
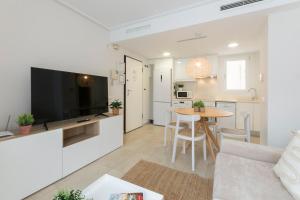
[{"xmin": 225, "ymin": 59, "xmax": 247, "ymax": 91}]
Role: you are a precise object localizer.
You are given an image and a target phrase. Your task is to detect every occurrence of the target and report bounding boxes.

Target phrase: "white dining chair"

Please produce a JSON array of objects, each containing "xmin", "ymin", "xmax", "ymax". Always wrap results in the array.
[
  {"xmin": 219, "ymin": 113, "xmax": 251, "ymax": 143},
  {"xmin": 163, "ymin": 108, "xmax": 189, "ymax": 146},
  {"xmin": 171, "ymin": 113, "xmax": 206, "ymax": 171}
]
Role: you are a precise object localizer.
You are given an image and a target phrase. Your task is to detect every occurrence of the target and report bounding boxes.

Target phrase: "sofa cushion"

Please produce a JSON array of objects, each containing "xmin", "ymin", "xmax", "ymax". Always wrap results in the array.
[
  {"xmin": 213, "ymin": 153, "xmax": 294, "ymax": 200},
  {"xmin": 274, "ymin": 132, "xmax": 300, "ymax": 200}
]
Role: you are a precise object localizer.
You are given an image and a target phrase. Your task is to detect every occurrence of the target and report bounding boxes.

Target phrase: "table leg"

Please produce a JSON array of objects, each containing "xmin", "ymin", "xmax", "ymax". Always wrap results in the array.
[
  {"xmin": 204, "ymin": 122, "xmax": 220, "ymax": 152},
  {"xmin": 205, "ymin": 130, "xmax": 216, "ymax": 161}
]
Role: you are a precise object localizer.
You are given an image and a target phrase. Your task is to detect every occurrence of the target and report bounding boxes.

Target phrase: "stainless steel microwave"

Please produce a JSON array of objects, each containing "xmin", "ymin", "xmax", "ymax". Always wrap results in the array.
[{"xmin": 176, "ymin": 91, "xmax": 193, "ymax": 99}]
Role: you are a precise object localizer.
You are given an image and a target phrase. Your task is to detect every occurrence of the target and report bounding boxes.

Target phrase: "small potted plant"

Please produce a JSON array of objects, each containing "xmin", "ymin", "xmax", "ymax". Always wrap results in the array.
[
  {"xmin": 17, "ymin": 114, "xmax": 34, "ymax": 134},
  {"xmin": 110, "ymin": 99, "xmax": 122, "ymax": 115},
  {"xmin": 177, "ymin": 84, "xmax": 184, "ymax": 91},
  {"xmin": 53, "ymin": 189, "xmax": 86, "ymax": 200},
  {"xmin": 193, "ymin": 100, "xmax": 205, "ymax": 112}
]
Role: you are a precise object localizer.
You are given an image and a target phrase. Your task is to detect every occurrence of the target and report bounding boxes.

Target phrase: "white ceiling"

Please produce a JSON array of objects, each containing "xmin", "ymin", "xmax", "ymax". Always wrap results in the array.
[
  {"xmin": 57, "ymin": 0, "xmax": 216, "ymax": 29},
  {"xmin": 118, "ymin": 13, "xmax": 267, "ymax": 59}
]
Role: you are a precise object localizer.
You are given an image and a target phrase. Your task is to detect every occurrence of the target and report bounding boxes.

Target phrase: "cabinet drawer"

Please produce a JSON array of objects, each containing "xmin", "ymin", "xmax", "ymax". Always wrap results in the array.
[{"xmin": 63, "ymin": 136, "xmax": 100, "ymax": 177}]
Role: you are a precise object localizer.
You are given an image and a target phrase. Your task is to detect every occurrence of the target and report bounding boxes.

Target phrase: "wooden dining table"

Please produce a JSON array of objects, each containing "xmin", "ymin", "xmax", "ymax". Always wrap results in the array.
[{"xmin": 175, "ymin": 107, "xmax": 234, "ymax": 160}]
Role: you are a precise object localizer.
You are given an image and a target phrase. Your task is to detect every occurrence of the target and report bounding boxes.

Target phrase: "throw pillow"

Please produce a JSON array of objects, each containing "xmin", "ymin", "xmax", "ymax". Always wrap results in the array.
[{"xmin": 274, "ymin": 132, "xmax": 300, "ymax": 200}]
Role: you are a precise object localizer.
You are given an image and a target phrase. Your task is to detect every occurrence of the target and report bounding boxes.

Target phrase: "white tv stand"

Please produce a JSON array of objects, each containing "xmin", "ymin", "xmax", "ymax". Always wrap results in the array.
[{"xmin": 0, "ymin": 114, "xmax": 123, "ymax": 200}]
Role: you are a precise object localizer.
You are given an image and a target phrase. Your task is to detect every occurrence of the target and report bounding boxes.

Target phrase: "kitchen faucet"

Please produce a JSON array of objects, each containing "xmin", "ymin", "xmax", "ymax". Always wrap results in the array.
[{"xmin": 248, "ymin": 88, "xmax": 257, "ymax": 100}]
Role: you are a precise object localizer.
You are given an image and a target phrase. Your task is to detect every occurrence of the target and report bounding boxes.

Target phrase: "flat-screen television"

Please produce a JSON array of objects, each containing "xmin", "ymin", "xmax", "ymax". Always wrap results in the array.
[{"xmin": 31, "ymin": 67, "xmax": 108, "ymax": 124}]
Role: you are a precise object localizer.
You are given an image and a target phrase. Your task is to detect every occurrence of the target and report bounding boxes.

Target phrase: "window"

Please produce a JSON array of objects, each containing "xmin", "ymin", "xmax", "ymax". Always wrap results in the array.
[{"xmin": 226, "ymin": 60, "xmax": 246, "ymax": 90}]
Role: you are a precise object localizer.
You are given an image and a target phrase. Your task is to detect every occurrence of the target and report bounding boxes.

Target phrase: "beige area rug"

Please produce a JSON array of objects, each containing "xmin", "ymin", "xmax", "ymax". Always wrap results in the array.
[{"xmin": 122, "ymin": 160, "xmax": 213, "ymax": 200}]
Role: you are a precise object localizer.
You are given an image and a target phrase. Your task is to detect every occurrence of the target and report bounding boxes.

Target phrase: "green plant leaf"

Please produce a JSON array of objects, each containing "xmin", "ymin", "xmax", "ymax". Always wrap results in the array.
[
  {"xmin": 110, "ymin": 99, "xmax": 122, "ymax": 109},
  {"xmin": 17, "ymin": 113, "xmax": 35, "ymax": 126}
]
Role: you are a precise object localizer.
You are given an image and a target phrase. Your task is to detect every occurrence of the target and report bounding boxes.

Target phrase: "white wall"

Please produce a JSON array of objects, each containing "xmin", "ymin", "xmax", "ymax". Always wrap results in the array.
[
  {"xmin": 267, "ymin": 6, "xmax": 300, "ymax": 147},
  {"xmin": 0, "ymin": 0, "xmax": 145, "ymax": 130},
  {"xmin": 179, "ymin": 52, "xmax": 261, "ymax": 100}
]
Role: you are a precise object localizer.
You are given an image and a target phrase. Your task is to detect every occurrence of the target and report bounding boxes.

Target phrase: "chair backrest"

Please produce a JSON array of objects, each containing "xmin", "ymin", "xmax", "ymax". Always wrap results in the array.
[
  {"xmin": 176, "ymin": 113, "xmax": 200, "ymax": 122},
  {"xmin": 175, "ymin": 113, "xmax": 200, "ymax": 134},
  {"xmin": 244, "ymin": 114, "xmax": 251, "ymax": 142}
]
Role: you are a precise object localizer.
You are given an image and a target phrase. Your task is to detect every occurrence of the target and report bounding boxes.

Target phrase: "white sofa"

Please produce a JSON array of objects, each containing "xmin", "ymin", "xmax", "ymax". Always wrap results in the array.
[{"xmin": 213, "ymin": 139, "xmax": 294, "ymax": 200}]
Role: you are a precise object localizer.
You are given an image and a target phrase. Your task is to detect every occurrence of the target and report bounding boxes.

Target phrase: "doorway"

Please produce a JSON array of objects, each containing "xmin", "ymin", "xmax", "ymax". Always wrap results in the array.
[{"xmin": 124, "ymin": 56, "xmax": 143, "ymax": 133}]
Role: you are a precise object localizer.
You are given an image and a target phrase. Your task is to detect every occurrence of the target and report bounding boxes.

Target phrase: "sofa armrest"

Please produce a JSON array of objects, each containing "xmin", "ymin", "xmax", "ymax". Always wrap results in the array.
[{"xmin": 220, "ymin": 139, "xmax": 283, "ymax": 163}]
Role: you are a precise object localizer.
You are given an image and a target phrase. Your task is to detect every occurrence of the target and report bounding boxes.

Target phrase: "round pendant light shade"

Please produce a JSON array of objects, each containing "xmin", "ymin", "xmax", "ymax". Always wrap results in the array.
[{"xmin": 186, "ymin": 57, "xmax": 212, "ymax": 79}]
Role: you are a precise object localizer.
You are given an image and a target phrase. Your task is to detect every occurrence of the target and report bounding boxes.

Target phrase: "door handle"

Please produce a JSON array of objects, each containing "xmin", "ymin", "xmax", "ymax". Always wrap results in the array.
[{"xmin": 127, "ymin": 89, "xmax": 132, "ymax": 96}]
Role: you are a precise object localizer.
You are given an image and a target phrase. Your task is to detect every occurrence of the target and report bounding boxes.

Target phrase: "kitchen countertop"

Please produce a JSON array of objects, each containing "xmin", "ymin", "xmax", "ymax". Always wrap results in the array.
[{"xmin": 172, "ymin": 97, "xmax": 263, "ymax": 103}]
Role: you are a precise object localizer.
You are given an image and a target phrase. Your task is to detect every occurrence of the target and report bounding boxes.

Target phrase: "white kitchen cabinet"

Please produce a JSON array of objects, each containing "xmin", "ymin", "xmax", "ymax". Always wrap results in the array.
[
  {"xmin": 172, "ymin": 100, "xmax": 193, "ymax": 120},
  {"xmin": 216, "ymin": 102, "xmax": 236, "ymax": 129},
  {"xmin": 0, "ymin": 129, "xmax": 63, "ymax": 200},
  {"xmin": 173, "ymin": 59, "xmax": 195, "ymax": 82},
  {"xmin": 202, "ymin": 100, "xmax": 216, "ymax": 107}
]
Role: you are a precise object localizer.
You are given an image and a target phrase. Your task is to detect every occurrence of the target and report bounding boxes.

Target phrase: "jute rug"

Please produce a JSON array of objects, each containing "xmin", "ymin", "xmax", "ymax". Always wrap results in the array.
[{"xmin": 122, "ymin": 160, "xmax": 213, "ymax": 200}]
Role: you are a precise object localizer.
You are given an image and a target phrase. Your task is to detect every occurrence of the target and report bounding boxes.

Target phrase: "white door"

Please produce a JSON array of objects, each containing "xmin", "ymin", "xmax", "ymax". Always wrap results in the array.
[
  {"xmin": 143, "ymin": 65, "xmax": 151, "ymax": 124},
  {"xmin": 125, "ymin": 57, "xmax": 143, "ymax": 132}
]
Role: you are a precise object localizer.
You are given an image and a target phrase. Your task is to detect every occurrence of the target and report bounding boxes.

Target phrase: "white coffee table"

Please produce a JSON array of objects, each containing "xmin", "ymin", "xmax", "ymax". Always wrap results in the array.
[{"xmin": 83, "ymin": 174, "xmax": 164, "ymax": 200}]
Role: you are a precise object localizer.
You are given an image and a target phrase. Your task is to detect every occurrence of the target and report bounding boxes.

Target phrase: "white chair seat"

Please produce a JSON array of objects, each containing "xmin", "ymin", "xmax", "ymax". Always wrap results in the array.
[
  {"xmin": 220, "ymin": 114, "xmax": 251, "ymax": 143},
  {"xmin": 178, "ymin": 128, "xmax": 205, "ymax": 139},
  {"xmin": 167, "ymin": 121, "xmax": 189, "ymax": 129},
  {"xmin": 220, "ymin": 128, "xmax": 245, "ymax": 135}
]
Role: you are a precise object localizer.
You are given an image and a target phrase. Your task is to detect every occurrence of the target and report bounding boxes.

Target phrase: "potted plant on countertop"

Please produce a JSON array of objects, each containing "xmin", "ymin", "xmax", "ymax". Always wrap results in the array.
[
  {"xmin": 177, "ymin": 84, "xmax": 184, "ymax": 91},
  {"xmin": 17, "ymin": 113, "xmax": 34, "ymax": 135},
  {"xmin": 193, "ymin": 100, "xmax": 205, "ymax": 112},
  {"xmin": 110, "ymin": 99, "xmax": 122, "ymax": 115},
  {"xmin": 53, "ymin": 189, "xmax": 86, "ymax": 200}
]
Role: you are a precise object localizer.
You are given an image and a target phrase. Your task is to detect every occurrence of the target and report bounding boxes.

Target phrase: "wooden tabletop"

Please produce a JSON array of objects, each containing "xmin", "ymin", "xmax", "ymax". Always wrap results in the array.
[{"xmin": 175, "ymin": 108, "xmax": 234, "ymax": 118}]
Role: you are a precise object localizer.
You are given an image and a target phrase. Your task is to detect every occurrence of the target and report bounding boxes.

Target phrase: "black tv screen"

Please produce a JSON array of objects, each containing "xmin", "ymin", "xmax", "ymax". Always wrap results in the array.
[{"xmin": 31, "ymin": 67, "xmax": 108, "ymax": 124}]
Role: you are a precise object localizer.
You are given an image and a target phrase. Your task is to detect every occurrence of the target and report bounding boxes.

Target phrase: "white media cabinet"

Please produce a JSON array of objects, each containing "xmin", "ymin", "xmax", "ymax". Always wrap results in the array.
[{"xmin": 0, "ymin": 114, "xmax": 123, "ymax": 200}]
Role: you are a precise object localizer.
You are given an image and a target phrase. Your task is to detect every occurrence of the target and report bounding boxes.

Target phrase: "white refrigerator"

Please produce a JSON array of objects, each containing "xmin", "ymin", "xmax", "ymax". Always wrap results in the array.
[{"xmin": 152, "ymin": 59, "xmax": 173, "ymax": 126}]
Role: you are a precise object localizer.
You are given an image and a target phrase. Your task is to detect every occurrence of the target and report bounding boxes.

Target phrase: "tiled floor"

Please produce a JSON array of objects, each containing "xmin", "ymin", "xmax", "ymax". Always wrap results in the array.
[{"xmin": 26, "ymin": 124, "xmax": 260, "ymax": 200}]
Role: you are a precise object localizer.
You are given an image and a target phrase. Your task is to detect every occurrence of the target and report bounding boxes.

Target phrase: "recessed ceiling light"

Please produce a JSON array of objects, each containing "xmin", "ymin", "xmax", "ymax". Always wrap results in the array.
[
  {"xmin": 177, "ymin": 61, "xmax": 182, "ymax": 64},
  {"xmin": 163, "ymin": 52, "xmax": 171, "ymax": 57},
  {"xmin": 228, "ymin": 42, "xmax": 239, "ymax": 48}
]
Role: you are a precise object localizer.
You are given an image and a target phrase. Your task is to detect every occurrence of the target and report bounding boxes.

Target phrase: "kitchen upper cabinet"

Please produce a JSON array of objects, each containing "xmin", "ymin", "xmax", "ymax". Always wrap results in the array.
[{"xmin": 174, "ymin": 59, "xmax": 195, "ymax": 82}]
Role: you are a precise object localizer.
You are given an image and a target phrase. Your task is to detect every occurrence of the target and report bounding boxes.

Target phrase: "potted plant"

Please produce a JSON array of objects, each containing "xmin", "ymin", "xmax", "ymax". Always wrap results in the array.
[
  {"xmin": 177, "ymin": 84, "xmax": 184, "ymax": 91},
  {"xmin": 53, "ymin": 189, "xmax": 86, "ymax": 200},
  {"xmin": 110, "ymin": 99, "xmax": 122, "ymax": 115},
  {"xmin": 193, "ymin": 100, "xmax": 205, "ymax": 112},
  {"xmin": 17, "ymin": 114, "xmax": 34, "ymax": 134}
]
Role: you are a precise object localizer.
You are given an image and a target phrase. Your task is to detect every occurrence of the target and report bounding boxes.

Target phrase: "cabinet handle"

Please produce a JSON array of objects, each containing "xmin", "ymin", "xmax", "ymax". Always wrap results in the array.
[{"xmin": 161, "ymin": 75, "xmax": 162, "ymax": 82}]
